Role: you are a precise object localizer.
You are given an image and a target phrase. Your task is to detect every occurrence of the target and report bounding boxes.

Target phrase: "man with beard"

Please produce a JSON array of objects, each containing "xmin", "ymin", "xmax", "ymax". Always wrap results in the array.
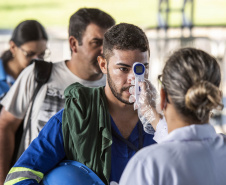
[
  {"xmin": 0, "ymin": 8, "xmax": 115, "ymax": 184},
  {"xmin": 4, "ymin": 23, "xmax": 156, "ymax": 185}
]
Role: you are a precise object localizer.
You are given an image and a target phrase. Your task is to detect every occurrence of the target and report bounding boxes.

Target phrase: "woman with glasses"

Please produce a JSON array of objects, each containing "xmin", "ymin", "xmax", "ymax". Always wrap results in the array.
[
  {"xmin": 120, "ymin": 48, "xmax": 226, "ymax": 185},
  {"xmin": 0, "ymin": 20, "xmax": 49, "ymax": 100}
]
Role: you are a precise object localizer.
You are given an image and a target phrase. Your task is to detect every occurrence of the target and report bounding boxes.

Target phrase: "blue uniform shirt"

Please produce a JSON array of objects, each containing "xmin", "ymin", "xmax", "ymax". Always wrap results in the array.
[
  {"xmin": 0, "ymin": 59, "xmax": 15, "ymax": 99},
  {"xmin": 13, "ymin": 109, "xmax": 156, "ymax": 184}
]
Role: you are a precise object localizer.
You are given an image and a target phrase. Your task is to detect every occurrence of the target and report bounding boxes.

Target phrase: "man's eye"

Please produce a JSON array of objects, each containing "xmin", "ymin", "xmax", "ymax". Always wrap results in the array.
[
  {"xmin": 119, "ymin": 67, "xmax": 129, "ymax": 72},
  {"xmin": 92, "ymin": 40, "xmax": 102, "ymax": 46}
]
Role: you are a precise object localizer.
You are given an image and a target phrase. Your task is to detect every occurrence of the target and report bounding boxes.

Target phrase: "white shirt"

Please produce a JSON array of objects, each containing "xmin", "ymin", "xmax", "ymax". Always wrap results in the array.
[
  {"xmin": 1, "ymin": 61, "xmax": 106, "ymax": 149},
  {"xmin": 120, "ymin": 124, "xmax": 226, "ymax": 185}
]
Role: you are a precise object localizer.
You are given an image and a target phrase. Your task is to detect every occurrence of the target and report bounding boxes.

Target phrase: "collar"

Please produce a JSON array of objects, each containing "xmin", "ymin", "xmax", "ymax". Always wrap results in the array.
[
  {"xmin": 162, "ymin": 124, "xmax": 217, "ymax": 143},
  {"xmin": 110, "ymin": 115, "xmax": 145, "ymax": 142}
]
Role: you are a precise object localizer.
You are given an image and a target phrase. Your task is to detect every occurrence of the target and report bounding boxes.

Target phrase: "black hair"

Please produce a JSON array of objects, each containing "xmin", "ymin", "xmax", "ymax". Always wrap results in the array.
[
  {"xmin": 103, "ymin": 23, "xmax": 150, "ymax": 60},
  {"xmin": 1, "ymin": 20, "xmax": 48, "ymax": 65},
  {"xmin": 69, "ymin": 8, "xmax": 115, "ymax": 45}
]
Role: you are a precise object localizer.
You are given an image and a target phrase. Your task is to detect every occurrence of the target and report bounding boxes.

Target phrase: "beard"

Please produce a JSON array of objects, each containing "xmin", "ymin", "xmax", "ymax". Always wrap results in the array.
[{"xmin": 107, "ymin": 67, "xmax": 133, "ymax": 105}]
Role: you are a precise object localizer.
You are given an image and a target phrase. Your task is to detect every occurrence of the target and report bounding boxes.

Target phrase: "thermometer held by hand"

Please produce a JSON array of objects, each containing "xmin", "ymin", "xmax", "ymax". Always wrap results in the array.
[{"xmin": 132, "ymin": 62, "xmax": 145, "ymax": 104}]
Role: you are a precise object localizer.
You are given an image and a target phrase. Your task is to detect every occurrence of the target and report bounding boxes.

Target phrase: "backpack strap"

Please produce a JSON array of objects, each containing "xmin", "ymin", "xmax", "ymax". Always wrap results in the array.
[
  {"xmin": 28, "ymin": 60, "xmax": 53, "ymax": 115},
  {"xmin": 14, "ymin": 59, "xmax": 52, "ymax": 163},
  {"xmin": 34, "ymin": 59, "xmax": 53, "ymax": 85}
]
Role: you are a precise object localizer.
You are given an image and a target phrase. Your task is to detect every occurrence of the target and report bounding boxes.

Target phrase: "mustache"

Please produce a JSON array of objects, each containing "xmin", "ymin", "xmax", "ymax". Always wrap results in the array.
[{"xmin": 121, "ymin": 85, "xmax": 133, "ymax": 92}]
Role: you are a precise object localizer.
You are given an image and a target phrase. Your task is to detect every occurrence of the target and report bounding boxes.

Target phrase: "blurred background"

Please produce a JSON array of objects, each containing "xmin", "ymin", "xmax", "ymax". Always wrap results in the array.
[{"xmin": 0, "ymin": 0, "xmax": 226, "ymax": 132}]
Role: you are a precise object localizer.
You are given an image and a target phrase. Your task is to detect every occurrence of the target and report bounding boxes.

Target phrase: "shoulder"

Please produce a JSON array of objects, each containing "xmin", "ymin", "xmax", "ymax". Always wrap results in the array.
[
  {"xmin": 18, "ymin": 63, "xmax": 36, "ymax": 85},
  {"xmin": 24, "ymin": 62, "xmax": 36, "ymax": 73},
  {"xmin": 51, "ymin": 61, "xmax": 67, "ymax": 70},
  {"xmin": 14, "ymin": 63, "xmax": 36, "ymax": 83},
  {"xmin": 54, "ymin": 108, "xmax": 64, "ymax": 122},
  {"xmin": 64, "ymin": 82, "xmax": 105, "ymax": 99},
  {"xmin": 52, "ymin": 60, "xmax": 65, "ymax": 66},
  {"xmin": 132, "ymin": 142, "xmax": 177, "ymax": 165}
]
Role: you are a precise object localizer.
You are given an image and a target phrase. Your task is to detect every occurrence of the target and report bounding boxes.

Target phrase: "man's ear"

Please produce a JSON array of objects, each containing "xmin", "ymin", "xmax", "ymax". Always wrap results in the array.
[
  {"xmin": 9, "ymin": 41, "xmax": 17, "ymax": 56},
  {"xmin": 97, "ymin": 56, "xmax": 107, "ymax": 74},
  {"xmin": 69, "ymin": 36, "xmax": 78, "ymax": 53},
  {"xmin": 160, "ymin": 88, "xmax": 166, "ymax": 110}
]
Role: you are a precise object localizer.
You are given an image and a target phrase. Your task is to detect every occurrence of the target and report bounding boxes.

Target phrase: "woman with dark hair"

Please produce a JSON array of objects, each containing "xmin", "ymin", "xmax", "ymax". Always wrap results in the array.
[
  {"xmin": 120, "ymin": 48, "xmax": 226, "ymax": 185},
  {"xmin": 0, "ymin": 20, "xmax": 49, "ymax": 99}
]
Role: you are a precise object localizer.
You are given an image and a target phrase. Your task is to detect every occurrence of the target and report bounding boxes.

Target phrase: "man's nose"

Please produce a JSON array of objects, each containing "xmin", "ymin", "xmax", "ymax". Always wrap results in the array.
[{"xmin": 127, "ymin": 71, "xmax": 135, "ymax": 83}]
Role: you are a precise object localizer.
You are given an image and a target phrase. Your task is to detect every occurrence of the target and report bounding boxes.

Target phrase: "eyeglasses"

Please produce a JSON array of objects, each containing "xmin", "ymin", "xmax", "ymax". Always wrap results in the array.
[
  {"xmin": 19, "ymin": 47, "xmax": 51, "ymax": 59},
  {"xmin": 158, "ymin": 74, "xmax": 170, "ymax": 104}
]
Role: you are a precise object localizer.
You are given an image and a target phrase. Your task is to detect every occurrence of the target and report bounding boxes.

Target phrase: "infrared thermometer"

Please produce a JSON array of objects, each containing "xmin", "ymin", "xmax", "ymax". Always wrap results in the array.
[{"xmin": 132, "ymin": 62, "xmax": 145, "ymax": 104}]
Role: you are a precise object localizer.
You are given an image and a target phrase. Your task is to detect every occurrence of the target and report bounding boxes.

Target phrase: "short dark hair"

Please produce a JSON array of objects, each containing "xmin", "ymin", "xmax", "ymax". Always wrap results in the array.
[
  {"xmin": 162, "ymin": 48, "xmax": 223, "ymax": 124},
  {"xmin": 1, "ymin": 20, "xmax": 48, "ymax": 64},
  {"xmin": 103, "ymin": 23, "xmax": 150, "ymax": 60},
  {"xmin": 69, "ymin": 8, "xmax": 115, "ymax": 45}
]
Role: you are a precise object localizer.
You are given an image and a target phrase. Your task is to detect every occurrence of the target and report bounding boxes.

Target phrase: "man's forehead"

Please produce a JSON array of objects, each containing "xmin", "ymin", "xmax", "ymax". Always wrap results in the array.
[
  {"xmin": 111, "ymin": 48, "xmax": 149, "ymax": 57},
  {"xmin": 107, "ymin": 49, "xmax": 149, "ymax": 63},
  {"xmin": 83, "ymin": 23, "xmax": 107, "ymax": 38}
]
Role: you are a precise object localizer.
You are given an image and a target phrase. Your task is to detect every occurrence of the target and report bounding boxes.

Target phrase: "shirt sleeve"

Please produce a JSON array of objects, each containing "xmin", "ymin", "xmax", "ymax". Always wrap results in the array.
[
  {"xmin": 153, "ymin": 117, "xmax": 168, "ymax": 143},
  {"xmin": 4, "ymin": 110, "xmax": 66, "ymax": 185},
  {"xmin": 1, "ymin": 64, "xmax": 36, "ymax": 119}
]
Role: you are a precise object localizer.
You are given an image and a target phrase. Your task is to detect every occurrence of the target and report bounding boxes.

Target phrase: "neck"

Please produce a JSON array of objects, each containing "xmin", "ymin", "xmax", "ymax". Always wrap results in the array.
[
  {"xmin": 105, "ymin": 85, "xmax": 138, "ymax": 138},
  {"xmin": 6, "ymin": 58, "xmax": 22, "ymax": 79},
  {"xmin": 66, "ymin": 58, "xmax": 103, "ymax": 81},
  {"xmin": 164, "ymin": 103, "xmax": 190, "ymax": 133}
]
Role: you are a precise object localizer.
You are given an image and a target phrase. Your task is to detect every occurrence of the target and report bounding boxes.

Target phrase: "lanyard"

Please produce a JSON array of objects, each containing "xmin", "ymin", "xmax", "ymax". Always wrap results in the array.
[{"xmin": 111, "ymin": 121, "xmax": 143, "ymax": 152}]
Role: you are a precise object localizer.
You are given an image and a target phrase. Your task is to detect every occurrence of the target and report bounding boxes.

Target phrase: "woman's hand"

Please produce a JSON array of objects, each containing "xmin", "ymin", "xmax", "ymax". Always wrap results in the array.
[{"xmin": 129, "ymin": 79, "xmax": 162, "ymax": 134}]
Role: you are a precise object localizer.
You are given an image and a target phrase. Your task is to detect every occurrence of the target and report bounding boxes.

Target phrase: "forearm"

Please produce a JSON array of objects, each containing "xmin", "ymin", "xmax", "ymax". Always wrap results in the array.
[
  {"xmin": 139, "ymin": 105, "xmax": 163, "ymax": 135},
  {"xmin": 0, "ymin": 128, "xmax": 15, "ymax": 185},
  {"xmin": 4, "ymin": 113, "xmax": 66, "ymax": 185},
  {"xmin": 137, "ymin": 79, "xmax": 163, "ymax": 133},
  {"xmin": 0, "ymin": 108, "xmax": 22, "ymax": 185},
  {"xmin": 4, "ymin": 136, "xmax": 61, "ymax": 185}
]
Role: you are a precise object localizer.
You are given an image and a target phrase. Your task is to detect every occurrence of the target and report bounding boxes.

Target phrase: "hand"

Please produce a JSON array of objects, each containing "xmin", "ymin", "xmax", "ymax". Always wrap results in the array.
[{"xmin": 129, "ymin": 79, "xmax": 162, "ymax": 133}]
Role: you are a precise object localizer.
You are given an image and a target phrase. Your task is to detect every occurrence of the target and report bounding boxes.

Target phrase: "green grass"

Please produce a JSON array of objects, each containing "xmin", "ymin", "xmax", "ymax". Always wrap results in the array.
[{"xmin": 0, "ymin": 0, "xmax": 226, "ymax": 29}]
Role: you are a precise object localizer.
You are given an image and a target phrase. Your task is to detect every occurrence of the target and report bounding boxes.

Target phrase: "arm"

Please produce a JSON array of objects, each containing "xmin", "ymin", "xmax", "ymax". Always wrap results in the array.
[
  {"xmin": 4, "ymin": 110, "xmax": 66, "ymax": 185},
  {"xmin": 0, "ymin": 107, "xmax": 22, "ymax": 184},
  {"xmin": 130, "ymin": 79, "xmax": 162, "ymax": 131},
  {"xmin": 129, "ymin": 79, "xmax": 168, "ymax": 142},
  {"xmin": 0, "ymin": 65, "xmax": 37, "ymax": 184},
  {"xmin": 137, "ymin": 79, "xmax": 162, "ymax": 131},
  {"xmin": 138, "ymin": 80, "xmax": 169, "ymax": 142}
]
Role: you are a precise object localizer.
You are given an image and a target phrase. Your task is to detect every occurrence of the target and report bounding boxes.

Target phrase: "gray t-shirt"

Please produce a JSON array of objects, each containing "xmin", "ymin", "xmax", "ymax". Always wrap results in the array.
[{"xmin": 1, "ymin": 61, "xmax": 106, "ymax": 149}]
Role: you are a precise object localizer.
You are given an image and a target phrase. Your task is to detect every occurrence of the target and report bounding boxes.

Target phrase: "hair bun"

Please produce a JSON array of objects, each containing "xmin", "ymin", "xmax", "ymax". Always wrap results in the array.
[{"xmin": 185, "ymin": 81, "xmax": 223, "ymax": 121}]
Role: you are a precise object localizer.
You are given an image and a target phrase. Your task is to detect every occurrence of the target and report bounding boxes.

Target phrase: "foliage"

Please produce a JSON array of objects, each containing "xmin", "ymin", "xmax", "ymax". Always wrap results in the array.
[{"xmin": 0, "ymin": 0, "xmax": 225, "ymax": 29}]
